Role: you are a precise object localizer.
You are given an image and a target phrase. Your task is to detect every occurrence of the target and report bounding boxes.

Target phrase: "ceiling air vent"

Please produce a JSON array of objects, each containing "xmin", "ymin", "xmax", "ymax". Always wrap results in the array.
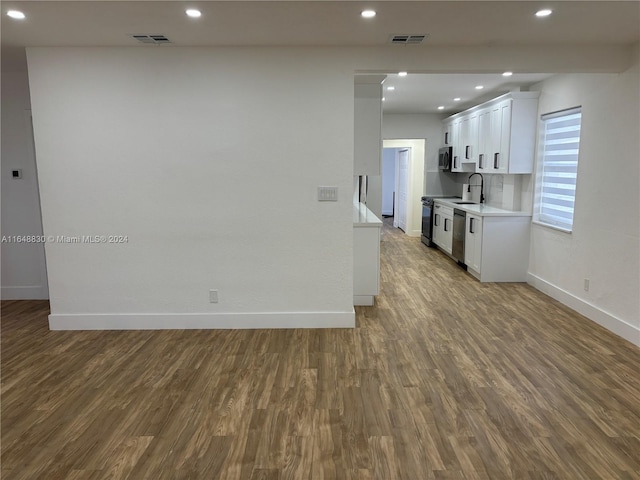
[
  {"xmin": 130, "ymin": 34, "xmax": 172, "ymax": 45},
  {"xmin": 389, "ymin": 34, "xmax": 428, "ymax": 45}
]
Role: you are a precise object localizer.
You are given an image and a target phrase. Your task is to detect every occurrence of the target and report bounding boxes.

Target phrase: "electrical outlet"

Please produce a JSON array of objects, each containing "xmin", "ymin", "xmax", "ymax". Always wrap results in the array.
[
  {"xmin": 209, "ymin": 289, "xmax": 218, "ymax": 303},
  {"xmin": 583, "ymin": 279, "xmax": 589, "ymax": 292},
  {"xmin": 318, "ymin": 186, "xmax": 338, "ymax": 202}
]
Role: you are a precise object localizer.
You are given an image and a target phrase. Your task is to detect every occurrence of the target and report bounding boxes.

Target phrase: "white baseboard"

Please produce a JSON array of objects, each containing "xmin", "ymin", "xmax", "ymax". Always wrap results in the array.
[
  {"xmin": 527, "ymin": 273, "xmax": 640, "ymax": 347},
  {"xmin": 48, "ymin": 310, "xmax": 356, "ymax": 331},
  {"xmin": 1, "ymin": 285, "xmax": 48, "ymax": 300},
  {"xmin": 354, "ymin": 295, "xmax": 374, "ymax": 306}
]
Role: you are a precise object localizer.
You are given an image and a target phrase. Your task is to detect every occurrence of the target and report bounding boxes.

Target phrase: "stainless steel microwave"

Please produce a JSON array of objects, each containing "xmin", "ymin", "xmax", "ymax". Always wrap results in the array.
[{"xmin": 438, "ymin": 146, "xmax": 452, "ymax": 171}]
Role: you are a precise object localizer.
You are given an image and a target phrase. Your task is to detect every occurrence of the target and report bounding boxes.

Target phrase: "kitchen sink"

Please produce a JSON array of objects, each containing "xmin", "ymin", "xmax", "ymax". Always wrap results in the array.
[{"xmin": 454, "ymin": 201, "xmax": 477, "ymax": 205}]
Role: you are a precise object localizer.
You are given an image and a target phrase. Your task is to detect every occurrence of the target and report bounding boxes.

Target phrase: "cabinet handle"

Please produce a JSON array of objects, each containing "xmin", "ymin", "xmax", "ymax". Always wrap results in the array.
[
  {"xmin": 453, "ymin": 156, "xmax": 459, "ymax": 169},
  {"xmin": 445, "ymin": 132, "xmax": 449, "ymax": 145},
  {"xmin": 470, "ymin": 217, "xmax": 475, "ymax": 234},
  {"xmin": 444, "ymin": 218, "xmax": 449, "ymax": 232},
  {"xmin": 434, "ymin": 214, "xmax": 439, "ymax": 226},
  {"xmin": 465, "ymin": 145, "xmax": 472, "ymax": 159},
  {"xmin": 494, "ymin": 153, "xmax": 500, "ymax": 169},
  {"xmin": 479, "ymin": 154, "xmax": 484, "ymax": 169}
]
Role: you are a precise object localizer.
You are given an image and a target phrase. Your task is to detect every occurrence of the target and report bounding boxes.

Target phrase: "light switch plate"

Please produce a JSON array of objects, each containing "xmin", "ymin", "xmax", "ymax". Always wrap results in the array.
[
  {"xmin": 318, "ymin": 186, "xmax": 338, "ymax": 202},
  {"xmin": 209, "ymin": 290, "xmax": 218, "ymax": 303}
]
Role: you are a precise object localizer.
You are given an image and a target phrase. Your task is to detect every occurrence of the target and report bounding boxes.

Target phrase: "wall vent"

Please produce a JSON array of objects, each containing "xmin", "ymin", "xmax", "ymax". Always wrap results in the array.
[
  {"xmin": 130, "ymin": 34, "xmax": 172, "ymax": 45},
  {"xmin": 389, "ymin": 34, "xmax": 428, "ymax": 45}
]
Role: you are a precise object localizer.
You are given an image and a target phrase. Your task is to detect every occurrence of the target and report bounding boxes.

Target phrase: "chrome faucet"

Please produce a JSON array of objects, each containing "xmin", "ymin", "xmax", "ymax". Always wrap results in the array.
[{"xmin": 467, "ymin": 173, "xmax": 485, "ymax": 203}]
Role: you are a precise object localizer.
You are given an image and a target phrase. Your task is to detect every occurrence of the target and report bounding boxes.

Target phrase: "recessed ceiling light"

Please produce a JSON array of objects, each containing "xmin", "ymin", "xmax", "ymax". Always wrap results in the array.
[
  {"xmin": 475, "ymin": 85, "xmax": 484, "ymax": 90},
  {"xmin": 453, "ymin": 97, "xmax": 461, "ymax": 102},
  {"xmin": 535, "ymin": 9, "xmax": 552, "ymax": 17},
  {"xmin": 398, "ymin": 71, "xmax": 408, "ymax": 77},
  {"xmin": 503, "ymin": 71, "xmax": 513, "ymax": 77},
  {"xmin": 437, "ymin": 106, "xmax": 445, "ymax": 110},
  {"xmin": 361, "ymin": 10, "xmax": 376, "ymax": 18},
  {"xmin": 387, "ymin": 86, "xmax": 395, "ymax": 91},
  {"xmin": 185, "ymin": 9, "xmax": 202, "ymax": 18},
  {"xmin": 7, "ymin": 10, "xmax": 26, "ymax": 19},
  {"xmin": 382, "ymin": 97, "xmax": 386, "ymax": 102}
]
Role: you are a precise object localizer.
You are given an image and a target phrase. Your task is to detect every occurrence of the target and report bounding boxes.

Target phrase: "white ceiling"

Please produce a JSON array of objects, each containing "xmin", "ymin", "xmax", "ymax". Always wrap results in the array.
[
  {"xmin": 381, "ymin": 72, "xmax": 554, "ymax": 114},
  {"xmin": 2, "ymin": 1, "xmax": 638, "ymax": 114},
  {"xmin": 2, "ymin": 1, "xmax": 638, "ymax": 48}
]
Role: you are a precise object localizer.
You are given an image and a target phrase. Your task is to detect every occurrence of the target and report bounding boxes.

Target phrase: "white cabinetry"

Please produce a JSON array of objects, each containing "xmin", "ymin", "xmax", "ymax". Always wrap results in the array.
[
  {"xmin": 433, "ymin": 203, "xmax": 453, "ymax": 254},
  {"xmin": 443, "ymin": 92, "xmax": 539, "ymax": 175},
  {"xmin": 353, "ymin": 203, "xmax": 382, "ymax": 306},
  {"xmin": 460, "ymin": 112, "xmax": 479, "ymax": 164},
  {"xmin": 443, "ymin": 120, "xmax": 453, "ymax": 146},
  {"xmin": 476, "ymin": 109, "xmax": 491, "ymax": 172},
  {"xmin": 450, "ymin": 119, "xmax": 462, "ymax": 171},
  {"xmin": 354, "ymin": 78, "xmax": 384, "ymax": 176},
  {"xmin": 464, "ymin": 214, "xmax": 482, "ymax": 274},
  {"xmin": 465, "ymin": 215, "xmax": 531, "ymax": 282}
]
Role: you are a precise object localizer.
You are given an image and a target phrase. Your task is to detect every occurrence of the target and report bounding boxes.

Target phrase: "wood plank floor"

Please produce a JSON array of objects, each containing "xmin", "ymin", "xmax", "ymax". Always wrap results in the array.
[{"xmin": 2, "ymin": 218, "xmax": 640, "ymax": 479}]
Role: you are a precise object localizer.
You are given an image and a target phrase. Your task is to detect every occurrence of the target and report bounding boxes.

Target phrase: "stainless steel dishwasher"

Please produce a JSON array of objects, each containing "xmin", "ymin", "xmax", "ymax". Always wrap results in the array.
[{"xmin": 452, "ymin": 209, "xmax": 467, "ymax": 268}]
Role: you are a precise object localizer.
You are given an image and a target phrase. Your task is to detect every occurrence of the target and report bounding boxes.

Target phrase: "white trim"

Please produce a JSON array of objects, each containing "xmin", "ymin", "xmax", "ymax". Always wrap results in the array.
[
  {"xmin": 48, "ymin": 310, "xmax": 356, "ymax": 331},
  {"xmin": 1, "ymin": 286, "xmax": 49, "ymax": 300},
  {"xmin": 531, "ymin": 219, "xmax": 573, "ymax": 234},
  {"xmin": 354, "ymin": 295, "xmax": 374, "ymax": 306},
  {"xmin": 527, "ymin": 273, "xmax": 640, "ymax": 347}
]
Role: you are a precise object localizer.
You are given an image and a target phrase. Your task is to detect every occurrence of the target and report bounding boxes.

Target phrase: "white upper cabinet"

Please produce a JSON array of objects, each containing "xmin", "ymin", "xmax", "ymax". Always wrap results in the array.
[
  {"xmin": 354, "ymin": 77, "xmax": 385, "ymax": 176},
  {"xmin": 443, "ymin": 120, "xmax": 453, "ymax": 146},
  {"xmin": 476, "ymin": 109, "xmax": 492, "ymax": 172},
  {"xmin": 451, "ymin": 118, "xmax": 463, "ymax": 171},
  {"xmin": 461, "ymin": 112, "xmax": 479, "ymax": 163},
  {"xmin": 443, "ymin": 92, "xmax": 539, "ymax": 175}
]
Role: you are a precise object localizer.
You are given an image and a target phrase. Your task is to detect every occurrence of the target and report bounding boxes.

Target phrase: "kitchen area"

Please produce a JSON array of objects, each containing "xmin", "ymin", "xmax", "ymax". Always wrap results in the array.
[
  {"xmin": 421, "ymin": 90, "xmax": 540, "ymax": 282},
  {"xmin": 354, "ymin": 74, "xmax": 545, "ymax": 306}
]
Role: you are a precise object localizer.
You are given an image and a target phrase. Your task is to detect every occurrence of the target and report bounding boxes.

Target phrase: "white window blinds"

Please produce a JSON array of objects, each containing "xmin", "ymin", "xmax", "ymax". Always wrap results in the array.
[{"xmin": 537, "ymin": 107, "xmax": 582, "ymax": 231}]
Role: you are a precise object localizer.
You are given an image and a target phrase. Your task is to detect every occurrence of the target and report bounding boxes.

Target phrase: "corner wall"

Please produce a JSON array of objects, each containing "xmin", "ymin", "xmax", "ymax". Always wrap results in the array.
[
  {"xmin": 1, "ymin": 69, "xmax": 48, "ymax": 300},
  {"xmin": 528, "ymin": 55, "xmax": 640, "ymax": 346}
]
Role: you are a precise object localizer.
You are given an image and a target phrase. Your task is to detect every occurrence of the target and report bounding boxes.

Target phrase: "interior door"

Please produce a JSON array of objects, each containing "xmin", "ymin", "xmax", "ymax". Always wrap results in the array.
[{"xmin": 395, "ymin": 149, "xmax": 409, "ymax": 232}]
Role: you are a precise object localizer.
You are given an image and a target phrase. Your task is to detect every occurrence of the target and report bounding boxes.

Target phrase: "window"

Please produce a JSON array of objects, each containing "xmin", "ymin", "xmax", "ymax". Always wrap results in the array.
[{"xmin": 535, "ymin": 107, "xmax": 582, "ymax": 232}]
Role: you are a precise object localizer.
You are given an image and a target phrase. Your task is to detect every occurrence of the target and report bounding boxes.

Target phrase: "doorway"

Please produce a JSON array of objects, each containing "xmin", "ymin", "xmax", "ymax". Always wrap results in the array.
[
  {"xmin": 382, "ymin": 139, "xmax": 426, "ymax": 237},
  {"xmin": 393, "ymin": 148, "xmax": 410, "ymax": 232}
]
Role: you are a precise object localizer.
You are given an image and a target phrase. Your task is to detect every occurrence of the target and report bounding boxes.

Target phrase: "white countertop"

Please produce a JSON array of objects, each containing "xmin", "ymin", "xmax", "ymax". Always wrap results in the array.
[
  {"xmin": 434, "ymin": 198, "xmax": 532, "ymax": 217},
  {"xmin": 353, "ymin": 203, "xmax": 383, "ymax": 227}
]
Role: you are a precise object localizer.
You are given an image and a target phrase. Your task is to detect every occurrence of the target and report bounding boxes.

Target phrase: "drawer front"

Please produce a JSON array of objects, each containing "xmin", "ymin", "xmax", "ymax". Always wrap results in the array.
[{"xmin": 434, "ymin": 203, "xmax": 454, "ymax": 217}]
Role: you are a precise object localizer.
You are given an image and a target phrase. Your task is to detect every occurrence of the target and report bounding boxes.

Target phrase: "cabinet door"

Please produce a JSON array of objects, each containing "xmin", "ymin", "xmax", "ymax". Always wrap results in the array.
[
  {"xmin": 451, "ymin": 119, "xmax": 463, "ymax": 171},
  {"xmin": 476, "ymin": 110, "xmax": 491, "ymax": 172},
  {"xmin": 465, "ymin": 214, "xmax": 482, "ymax": 273},
  {"xmin": 496, "ymin": 100, "xmax": 512, "ymax": 174},
  {"xmin": 442, "ymin": 214, "xmax": 453, "ymax": 254},
  {"xmin": 462, "ymin": 113, "xmax": 478, "ymax": 163},
  {"xmin": 433, "ymin": 206, "xmax": 443, "ymax": 246},
  {"xmin": 443, "ymin": 121, "xmax": 453, "ymax": 146}
]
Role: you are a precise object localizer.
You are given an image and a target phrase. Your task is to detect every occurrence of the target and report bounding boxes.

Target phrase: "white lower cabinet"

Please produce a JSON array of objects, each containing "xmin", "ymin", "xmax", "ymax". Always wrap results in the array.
[
  {"xmin": 464, "ymin": 215, "xmax": 531, "ymax": 282},
  {"xmin": 354, "ymin": 225, "xmax": 381, "ymax": 306},
  {"xmin": 433, "ymin": 204, "xmax": 453, "ymax": 255},
  {"xmin": 464, "ymin": 214, "xmax": 482, "ymax": 274}
]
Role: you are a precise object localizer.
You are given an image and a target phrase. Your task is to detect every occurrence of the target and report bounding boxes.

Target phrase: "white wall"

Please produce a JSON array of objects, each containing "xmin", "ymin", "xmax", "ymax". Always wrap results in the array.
[
  {"xmin": 382, "ymin": 140, "xmax": 425, "ymax": 237},
  {"xmin": 528, "ymin": 57, "xmax": 640, "ymax": 346},
  {"xmin": 381, "ymin": 148, "xmax": 396, "ymax": 216},
  {"xmin": 383, "ymin": 113, "xmax": 460, "ymax": 197},
  {"xmin": 1, "ymin": 69, "xmax": 49, "ymax": 299},
  {"xmin": 27, "ymin": 47, "xmax": 355, "ymax": 329}
]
